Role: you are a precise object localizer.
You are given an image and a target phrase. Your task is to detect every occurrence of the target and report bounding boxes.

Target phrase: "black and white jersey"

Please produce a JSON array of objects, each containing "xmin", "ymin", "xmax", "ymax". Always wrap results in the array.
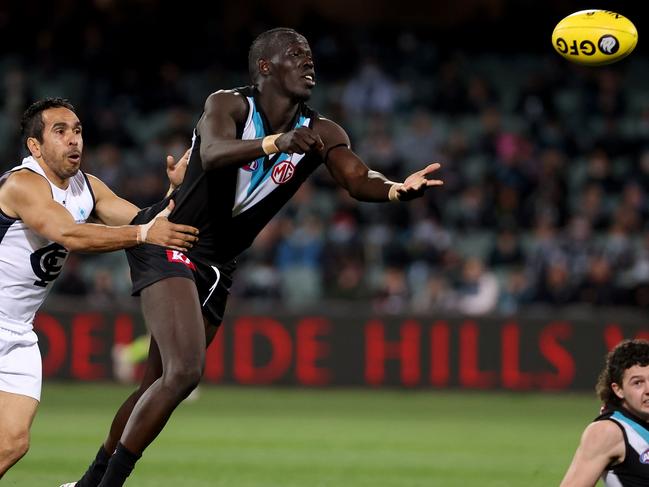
[
  {"xmin": 598, "ymin": 407, "xmax": 649, "ymax": 487},
  {"xmin": 0, "ymin": 157, "xmax": 94, "ymax": 333},
  {"xmin": 169, "ymin": 86, "xmax": 322, "ymax": 264}
]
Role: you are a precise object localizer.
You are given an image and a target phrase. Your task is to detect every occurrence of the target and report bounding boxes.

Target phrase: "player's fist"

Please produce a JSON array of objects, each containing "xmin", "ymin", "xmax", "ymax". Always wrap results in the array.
[{"xmin": 275, "ymin": 127, "xmax": 324, "ymax": 155}]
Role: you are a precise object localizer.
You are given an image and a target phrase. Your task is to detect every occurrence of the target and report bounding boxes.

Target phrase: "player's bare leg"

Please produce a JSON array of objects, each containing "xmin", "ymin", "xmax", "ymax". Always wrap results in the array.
[
  {"xmin": 72, "ymin": 313, "xmax": 218, "ymax": 487},
  {"xmin": 97, "ymin": 277, "xmax": 207, "ymax": 487},
  {"xmin": 0, "ymin": 391, "xmax": 38, "ymax": 477}
]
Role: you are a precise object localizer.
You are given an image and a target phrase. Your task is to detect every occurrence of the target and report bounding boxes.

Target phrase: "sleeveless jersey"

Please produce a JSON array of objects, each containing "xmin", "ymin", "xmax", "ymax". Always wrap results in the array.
[
  {"xmin": 598, "ymin": 407, "xmax": 649, "ymax": 487},
  {"xmin": 0, "ymin": 157, "xmax": 94, "ymax": 333},
  {"xmin": 169, "ymin": 86, "xmax": 323, "ymax": 264}
]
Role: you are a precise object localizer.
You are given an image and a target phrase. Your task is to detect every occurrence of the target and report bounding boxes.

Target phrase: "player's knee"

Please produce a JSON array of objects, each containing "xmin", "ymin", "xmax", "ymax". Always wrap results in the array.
[
  {"xmin": 163, "ymin": 363, "xmax": 203, "ymax": 394},
  {"xmin": 0, "ymin": 429, "xmax": 30, "ymax": 464}
]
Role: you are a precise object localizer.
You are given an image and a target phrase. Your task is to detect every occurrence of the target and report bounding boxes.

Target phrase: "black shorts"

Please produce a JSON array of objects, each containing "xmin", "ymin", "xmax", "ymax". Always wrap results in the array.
[{"xmin": 126, "ymin": 243, "xmax": 235, "ymax": 326}]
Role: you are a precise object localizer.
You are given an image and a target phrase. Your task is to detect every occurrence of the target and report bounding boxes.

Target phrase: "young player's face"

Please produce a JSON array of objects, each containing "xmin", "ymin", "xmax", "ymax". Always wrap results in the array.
[
  {"xmin": 272, "ymin": 36, "xmax": 315, "ymax": 101},
  {"xmin": 35, "ymin": 107, "xmax": 83, "ymax": 182},
  {"xmin": 613, "ymin": 364, "xmax": 649, "ymax": 420}
]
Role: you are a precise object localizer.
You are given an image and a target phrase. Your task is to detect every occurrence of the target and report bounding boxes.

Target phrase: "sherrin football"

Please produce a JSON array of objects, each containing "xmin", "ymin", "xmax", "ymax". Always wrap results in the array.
[{"xmin": 552, "ymin": 10, "xmax": 638, "ymax": 66}]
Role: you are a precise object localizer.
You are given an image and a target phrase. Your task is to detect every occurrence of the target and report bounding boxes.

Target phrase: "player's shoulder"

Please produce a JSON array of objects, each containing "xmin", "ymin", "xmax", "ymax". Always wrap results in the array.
[
  {"xmin": 313, "ymin": 116, "xmax": 350, "ymax": 147},
  {"xmin": 203, "ymin": 88, "xmax": 248, "ymax": 120},
  {"xmin": 1, "ymin": 168, "xmax": 49, "ymax": 194},
  {"xmin": 582, "ymin": 419, "xmax": 625, "ymax": 452}
]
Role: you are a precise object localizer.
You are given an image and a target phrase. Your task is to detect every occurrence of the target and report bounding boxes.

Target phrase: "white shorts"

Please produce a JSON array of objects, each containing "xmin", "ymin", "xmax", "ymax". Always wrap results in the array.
[{"xmin": 0, "ymin": 326, "xmax": 41, "ymax": 401}]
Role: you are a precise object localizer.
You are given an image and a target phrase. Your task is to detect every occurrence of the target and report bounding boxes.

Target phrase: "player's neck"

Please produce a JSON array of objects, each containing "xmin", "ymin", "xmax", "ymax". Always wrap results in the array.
[
  {"xmin": 36, "ymin": 157, "xmax": 70, "ymax": 190},
  {"xmin": 256, "ymin": 90, "xmax": 300, "ymax": 134}
]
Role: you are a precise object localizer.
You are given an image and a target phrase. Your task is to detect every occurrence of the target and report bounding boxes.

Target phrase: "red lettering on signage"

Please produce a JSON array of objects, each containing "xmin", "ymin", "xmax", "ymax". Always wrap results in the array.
[
  {"xmin": 603, "ymin": 325, "xmax": 649, "ymax": 350},
  {"xmin": 34, "ymin": 313, "xmax": 66, "ymax": 377},
  {"xmin": 71, "ymin": 313, "xmax": 106, "ymax": 380},
  {"xmin": 204, "ymin": 326, "xmax": 225, "ymax": 382},
  {"xmin": 233, "ymin": 317, "xmax": 292, "ymax": 384},
  {"xmin": 538, "ymin": 321, "xmax": 575, "ymax": 390},
  {"xmin": 365, "ymin": 320, "xmax": 421, "ymax": 386},
  {"xmin": 501, "ymin": 322, "xmax": 533, "ymax": 390},
  {"xmin": 113, "ymin": 314, "xmax": 135, "ymax": 345},
  {"xmin": 430, "ymin": 321, "xmax": 450, "ymax": 386},
  {"xmin": 459, "ymin": 321, "xmax": 496, "ymax": 388},
  {"xmin": 296, "ymin": 317, "xmax": 332, "ymax": 386}
]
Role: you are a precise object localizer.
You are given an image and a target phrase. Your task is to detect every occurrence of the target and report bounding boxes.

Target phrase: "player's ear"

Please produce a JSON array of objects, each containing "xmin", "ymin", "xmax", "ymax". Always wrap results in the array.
[
  {"xmin": 26, "ymin": 137, "xmax": 42, "ymax": 159},
  {"xmin": 611, "ymin": 382, "xmax": 624, "ymax": 400},
  {"xmin": 258, "ymin": 58, "xmax": 271, "ymax": 77}
]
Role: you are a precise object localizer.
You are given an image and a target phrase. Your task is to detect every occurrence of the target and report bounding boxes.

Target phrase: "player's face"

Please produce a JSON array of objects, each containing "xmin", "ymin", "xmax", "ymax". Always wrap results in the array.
[
  {"xmin": 613, "ymin": 364, "xmax": 649, "ymax": 420},
  {"xmin": 37, "ymin": 107, "xmax": 83, "ymax": 181},
  {"xmin": 272, "ymin": 36, "xmax": 315, "ymax": 101}
]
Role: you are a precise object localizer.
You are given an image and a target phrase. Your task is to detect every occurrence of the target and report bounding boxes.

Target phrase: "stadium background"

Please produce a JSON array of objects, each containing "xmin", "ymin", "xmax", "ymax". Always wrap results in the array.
[{"xmin": 3, "ymin": 0, "xmax": 649, "ymax": 485}]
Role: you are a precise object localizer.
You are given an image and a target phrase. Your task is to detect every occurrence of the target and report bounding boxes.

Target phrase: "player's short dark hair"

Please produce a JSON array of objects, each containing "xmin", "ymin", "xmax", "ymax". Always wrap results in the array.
[
  {"xmin": 596, "ymin": 339, "xmax": 649, "ymax": 407},
  {"xmin": 248, "ymin": 27, "xmax": 304, "ymax": 84},
  {"xmin": 21, "ymin": 97, "xmax": 76, "ymax": 149}
]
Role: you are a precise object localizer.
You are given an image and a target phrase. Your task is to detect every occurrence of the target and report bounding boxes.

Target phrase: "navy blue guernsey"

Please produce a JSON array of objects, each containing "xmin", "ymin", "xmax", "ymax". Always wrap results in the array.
[
  {"xmin": 597, "ymin": 407, "xmax": 649, "ymax": 486},
  {"xmin": 169, "ymin": 86, "xmax": 322, "ymax": 265}
]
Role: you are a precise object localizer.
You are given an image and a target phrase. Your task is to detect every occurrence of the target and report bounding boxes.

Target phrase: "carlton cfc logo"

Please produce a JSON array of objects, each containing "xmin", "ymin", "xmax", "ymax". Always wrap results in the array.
[{"xmin": 271, "ymin": 160, "xmax": 295, "ymax": 184}]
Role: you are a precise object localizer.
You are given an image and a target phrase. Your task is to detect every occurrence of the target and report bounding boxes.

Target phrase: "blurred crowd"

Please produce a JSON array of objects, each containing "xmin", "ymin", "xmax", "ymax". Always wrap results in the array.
[{"xmin": 2, "ymin": 2, "xmax": 649, "ymax": 315}]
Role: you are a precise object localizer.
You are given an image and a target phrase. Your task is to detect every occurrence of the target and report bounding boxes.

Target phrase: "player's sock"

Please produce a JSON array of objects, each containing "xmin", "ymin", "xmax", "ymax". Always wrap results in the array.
[
  {"xmin": 76, "ymin": 445, "xmax": 112, "ymax": 487},
  {"xmin": 96, "ymin": 443, "xmax": 141, "ymax": 487}
]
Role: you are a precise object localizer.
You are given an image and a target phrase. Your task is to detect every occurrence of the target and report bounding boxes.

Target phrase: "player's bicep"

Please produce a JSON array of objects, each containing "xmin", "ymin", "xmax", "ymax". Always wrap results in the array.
[
  {"xmin": 559, "ymin": 422, "xmax": 624, "ymax": 487},
  {"xmin": 87, "ymin": 174, "xmax": 139, "ymax": 226},
  {"xmin": 7, "ymin": 174, "xmax": 78, "ymax": 243},
  {"xmin": 198, "ymin": 92, "xmax": 242, "ymax": 142}
]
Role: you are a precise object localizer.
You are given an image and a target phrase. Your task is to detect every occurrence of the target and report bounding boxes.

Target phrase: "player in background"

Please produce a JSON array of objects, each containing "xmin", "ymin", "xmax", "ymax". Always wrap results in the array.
[
  {"xmin": 0, "ymin": 98, "xmax": 198, "ymax": 478},
  {"xmin": 560, "ymin": 339, "xmax": 649, "ymax": 487},
  {"xmin": 65, "ymin": 28, "xmax": 443, "ymax": 487}
]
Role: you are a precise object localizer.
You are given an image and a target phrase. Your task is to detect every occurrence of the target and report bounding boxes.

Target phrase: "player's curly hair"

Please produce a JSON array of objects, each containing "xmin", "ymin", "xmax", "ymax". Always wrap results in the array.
[
  {"xmin": 596, "ymin": 339, "xmax": 649, "ymax": 408},
  {"xmin": 21, "ymin": 97, "xmax": 76, "ymax": 150},
  {"xmin": 248, "ymin": 27, "xmax": 305, "ymax": 84}
]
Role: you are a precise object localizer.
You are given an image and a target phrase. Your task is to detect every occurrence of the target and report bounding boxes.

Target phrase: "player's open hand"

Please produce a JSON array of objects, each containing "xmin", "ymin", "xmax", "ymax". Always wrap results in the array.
[
  {"xmin": 276, "ymin": 127, "xmax": 324, "ymax": 155},
  {"xmin": 396, "ymin": 163, "xmax": 444, "ymax": 201},
  {"xmin": 166, "ymin": 149, "xmax": 190, "ymax": 189},
  {"xmin": 142, "ymin": 200, "xmax": 199, "ymax": 251}
]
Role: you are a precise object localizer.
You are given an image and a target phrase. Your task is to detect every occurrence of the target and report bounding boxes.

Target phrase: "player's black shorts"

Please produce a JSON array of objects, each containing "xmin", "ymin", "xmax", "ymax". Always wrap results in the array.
[{"xmin": 126, "ymin": 243, "xmax": 235, "ymax": 326}]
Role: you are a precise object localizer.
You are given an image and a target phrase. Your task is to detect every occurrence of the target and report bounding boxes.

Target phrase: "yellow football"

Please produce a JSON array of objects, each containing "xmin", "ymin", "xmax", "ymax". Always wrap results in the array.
[{"xmin": 552, "ymin": 10, "xmax": 638, "ymax": 66}]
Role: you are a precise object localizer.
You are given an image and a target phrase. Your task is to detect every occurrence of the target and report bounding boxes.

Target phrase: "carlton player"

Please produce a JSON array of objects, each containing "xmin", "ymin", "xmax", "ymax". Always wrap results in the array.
[
  {"xmin": 67, "ymin": 28, "xmax": 443, "ymax": 487},
  {"xmin": 0, "ymin": 98, "xmax": 197, "ymax": 478}
]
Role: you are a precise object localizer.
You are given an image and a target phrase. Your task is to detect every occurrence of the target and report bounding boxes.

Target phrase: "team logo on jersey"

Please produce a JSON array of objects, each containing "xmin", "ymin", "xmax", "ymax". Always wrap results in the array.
[
  {"xmin": 640, "ymin": 449, "xmax": 649, "ymax": 464},
  {"xmin": 166, "ymin": 250, "xmax": 196, "ymax": 270},
  {"xmin": 30, "ymin": 242, "xmax": 68, "ymax": 287},
  {"xmin": 241, "ymin": 159, "xmax": 259, "ymax": 172},
  {"xmin": 271, "ymin": 160, "xmax": 295, "ymax": 184}
]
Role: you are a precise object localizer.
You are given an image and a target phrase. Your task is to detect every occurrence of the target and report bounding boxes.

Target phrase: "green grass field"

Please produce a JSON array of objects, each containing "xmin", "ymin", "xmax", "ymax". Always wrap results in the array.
[{"xmin": 5, "ymin": 384, "xmax": 599, "ymax": 487}]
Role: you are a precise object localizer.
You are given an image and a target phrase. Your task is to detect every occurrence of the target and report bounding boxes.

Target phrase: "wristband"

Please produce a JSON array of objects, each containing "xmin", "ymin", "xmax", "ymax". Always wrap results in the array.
[
  {"xmin": 262, "ymin": 134, "xmax": 283, "ymax": 155},
  {"xmin": 388, "ymin": 184, "xmax": 403, "ymax": 202}
]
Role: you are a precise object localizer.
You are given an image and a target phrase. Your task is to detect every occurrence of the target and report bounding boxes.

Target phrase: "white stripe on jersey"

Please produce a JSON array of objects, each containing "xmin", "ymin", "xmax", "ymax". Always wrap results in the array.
[
  {"xmin": 602, "ymin": 471, "xmax": 624, "ymax": 487},
  {"xmin": 0, "ymin": 157, "xmax": 94, "ymax": 333},
  {"xmin": 232, "ymin": 96, "xmax": 310, "ymax": 216}
]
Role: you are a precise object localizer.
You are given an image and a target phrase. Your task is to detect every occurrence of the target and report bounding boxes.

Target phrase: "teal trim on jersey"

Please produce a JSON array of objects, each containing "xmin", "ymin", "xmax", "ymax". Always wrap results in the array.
[
  {"xmin": 612, "ymin": 411, "xmax": 649, "ymax": 444},
  {"xmin": 245, "ymin": 113, "xmax": 309, "ymax": 197},
  {"xmin": 247, "ymin": 103, "xmax": 268, "ymax": 196}
]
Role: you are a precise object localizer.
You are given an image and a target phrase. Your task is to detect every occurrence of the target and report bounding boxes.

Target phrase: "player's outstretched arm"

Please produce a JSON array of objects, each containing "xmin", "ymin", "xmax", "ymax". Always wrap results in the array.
[
  {"xmin": 318, "ymin": 118, "xmax": 443, "ymax": 202},
  {"xmin": 198, "ymin": 91, "xmax": 324, "ymax": 171},
  {"xmin": 559, "ymin": 420, "xmax": 624, "ymax": 487},
  {"xmin": 0, "ymin": 171, "xmax": 198, "ymax": 253}
]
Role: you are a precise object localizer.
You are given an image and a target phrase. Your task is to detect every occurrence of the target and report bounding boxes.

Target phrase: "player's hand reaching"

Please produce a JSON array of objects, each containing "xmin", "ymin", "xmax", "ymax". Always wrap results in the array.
[
  {"xmin": 275, "ymin": 127, "xmax": 324, "ymax": 155},
  {"xmin": 393, "ymin": 163, "xmax": 444, "ymax": 201},
  {"xmin": 166, "ymin": 149, "xmax": 190, "ymax": 190},
  {"xmin": 138, "ymin": 200, "xmax": 199, "ymax": 251}
]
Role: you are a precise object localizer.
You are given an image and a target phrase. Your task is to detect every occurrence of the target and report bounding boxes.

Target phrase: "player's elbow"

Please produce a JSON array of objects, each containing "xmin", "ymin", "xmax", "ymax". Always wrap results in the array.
[{"xmin": 200, "ymin": 144, "xmax": 230, "ymax": 171}]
